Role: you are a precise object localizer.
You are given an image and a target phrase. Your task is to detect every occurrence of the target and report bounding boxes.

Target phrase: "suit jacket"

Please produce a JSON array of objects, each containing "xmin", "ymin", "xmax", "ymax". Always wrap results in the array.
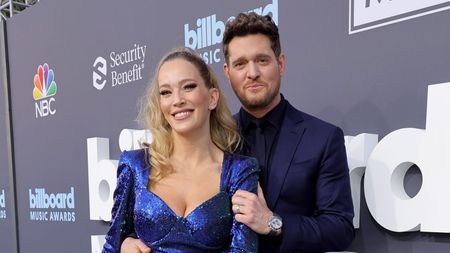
[{"xmin": 236, "ymin": 101, "xmax": 354, "ymax": 253}]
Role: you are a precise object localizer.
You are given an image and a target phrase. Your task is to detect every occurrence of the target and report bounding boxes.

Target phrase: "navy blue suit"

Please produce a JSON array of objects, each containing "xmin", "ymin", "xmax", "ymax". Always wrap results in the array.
[{"xmin": 236, "ymin": 101, "xmax": 354, "ymax": 253}]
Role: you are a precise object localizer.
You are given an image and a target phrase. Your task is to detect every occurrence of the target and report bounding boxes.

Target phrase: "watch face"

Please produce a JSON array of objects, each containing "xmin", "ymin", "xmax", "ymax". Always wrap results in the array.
[{"xmin": 269, "ymin": 216, "xmax": 282, "ymax": 230}]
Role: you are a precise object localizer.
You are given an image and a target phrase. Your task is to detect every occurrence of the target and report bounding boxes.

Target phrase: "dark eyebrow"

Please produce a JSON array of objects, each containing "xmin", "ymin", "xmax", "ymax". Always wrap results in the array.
[
  {"xmin": 231, "ymin": 57, "xmax": 246, "ymax": 66},
  {"xmin": 159, "ymin": 78, "xmax": 197, "ymax": 89},
  {"xmin": 255, "ymin": 53, "xmax": 271, "ymax": 59},
  {"xmin": 231, "ymin": 53, "xmax": 272, "ymax": 65}
]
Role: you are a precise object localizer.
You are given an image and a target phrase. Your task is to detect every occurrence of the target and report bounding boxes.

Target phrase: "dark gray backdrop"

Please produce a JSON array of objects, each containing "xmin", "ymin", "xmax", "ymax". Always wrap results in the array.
[
  {"xmin": 2, "ymin": 0, "xmax": 450, "ymax": 252},
  {"xmin": 0, "ymin": 19, "xmax": 16, "ymax": 253}
]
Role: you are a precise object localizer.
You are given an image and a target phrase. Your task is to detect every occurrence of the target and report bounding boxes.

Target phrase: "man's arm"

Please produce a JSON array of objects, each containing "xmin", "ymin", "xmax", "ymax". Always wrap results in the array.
[
  {"xmin": 232, "ymin": 185, "xmax": 272, "ymax": 235},
  {"xmin": 283, "ymin": 127, "xmax": 354, "ymax": 251},
  {"xmin": 232, "ymin": 127, "xmax": 355, "ymax": 252}
]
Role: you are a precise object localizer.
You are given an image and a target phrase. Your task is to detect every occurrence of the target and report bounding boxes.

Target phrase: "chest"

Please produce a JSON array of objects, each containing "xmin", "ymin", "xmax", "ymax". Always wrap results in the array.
[
  {"xmin": 133, "ymin": 188, "xmax": 233, "ymax": 250},
  {"xmin": 149, "ymin": 173, "xmax": 221, "ymax": 218}
]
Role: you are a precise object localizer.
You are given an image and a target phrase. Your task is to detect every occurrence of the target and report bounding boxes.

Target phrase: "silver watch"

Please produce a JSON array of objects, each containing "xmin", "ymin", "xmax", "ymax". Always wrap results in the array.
[{"xmin": 267, "ymin": 212, "xmax": 283, "ymax": 236}]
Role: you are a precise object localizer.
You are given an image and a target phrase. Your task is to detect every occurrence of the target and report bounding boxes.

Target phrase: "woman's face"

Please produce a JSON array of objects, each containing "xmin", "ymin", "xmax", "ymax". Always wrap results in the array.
[{"xmin": 158, "ymin": 58, "xmax": 218, "ymax": 136}]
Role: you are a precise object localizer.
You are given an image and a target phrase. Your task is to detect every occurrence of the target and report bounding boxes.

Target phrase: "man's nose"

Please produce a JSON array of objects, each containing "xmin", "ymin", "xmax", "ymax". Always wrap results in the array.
[{"xmin": 247, "ymin": 62, "xmax": 260, "ymax": 80}]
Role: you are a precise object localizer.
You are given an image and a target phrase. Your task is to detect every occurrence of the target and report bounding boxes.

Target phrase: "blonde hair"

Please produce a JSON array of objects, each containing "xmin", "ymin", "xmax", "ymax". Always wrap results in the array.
[{"xmin": 139, "ymin": 47, "xmax": 240, "ymax": 182}]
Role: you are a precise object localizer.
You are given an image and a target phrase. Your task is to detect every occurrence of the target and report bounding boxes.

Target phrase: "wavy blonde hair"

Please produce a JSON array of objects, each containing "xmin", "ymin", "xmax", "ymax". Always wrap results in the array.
[{"xmin": 139, "ymin": 47, "xmax": 240, "ymax": 183}]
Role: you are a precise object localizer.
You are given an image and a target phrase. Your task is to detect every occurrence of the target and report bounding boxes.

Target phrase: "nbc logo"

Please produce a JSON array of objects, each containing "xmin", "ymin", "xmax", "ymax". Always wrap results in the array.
[{"xmin": 33, "ymin": 63, "xmax": 57, "ymax": 118}]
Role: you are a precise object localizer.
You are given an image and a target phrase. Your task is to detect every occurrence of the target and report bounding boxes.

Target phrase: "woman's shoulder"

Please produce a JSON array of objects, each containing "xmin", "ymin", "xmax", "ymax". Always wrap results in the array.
[
  {"xmin": 226, "ymin": 153, "xmax": 258, "ymax": 166},
  {"xmin": 223, "ymin": 153, "xmax": 259, "ymax": 177},
  {"xmin": 222, "ymin": 153, "xmax": 259, "ymax": 194},
  {"xmin": 119, "ymin": 149, "xmax": 149, "ymax": 172}
]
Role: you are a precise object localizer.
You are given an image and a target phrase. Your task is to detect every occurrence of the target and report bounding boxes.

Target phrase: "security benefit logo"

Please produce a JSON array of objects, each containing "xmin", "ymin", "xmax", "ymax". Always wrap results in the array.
[
  {"xmin": 92, "ymin": 43, "xmax": 147, "ymax": 91},
  {"xmin": 28, "ymin": 187, "xmax": 76, "ymax": 222},
  {"xmin": 0, "ymin": 189, "xmax": 6, "ymax": 219},
  {"xmin": 92, "ymin": 57, "xmax": 107, "ymax": 90},
  {"xmin": 184, "ymin": 0, "xmax": 278, "ymax": 64},
  {"xmin": 33, "ymin": 63, "xmax": 58, "ymax": 118}
]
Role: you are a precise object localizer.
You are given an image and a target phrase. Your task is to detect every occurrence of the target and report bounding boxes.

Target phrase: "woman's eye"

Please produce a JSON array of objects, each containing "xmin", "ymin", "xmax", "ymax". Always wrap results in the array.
[
  {"xmin": 160, "ymin": 90, "xmax": 171, "ymax": 96},
  {"xmin": 184, "ymin": 83, "xmax": 197, "ymax": 91}
]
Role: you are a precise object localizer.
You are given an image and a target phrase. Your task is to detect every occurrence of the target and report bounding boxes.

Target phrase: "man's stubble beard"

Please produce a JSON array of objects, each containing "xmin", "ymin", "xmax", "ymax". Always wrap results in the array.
[{"xmin": 233, "ymin": 81, "xmax": 281, "ymax": 112}]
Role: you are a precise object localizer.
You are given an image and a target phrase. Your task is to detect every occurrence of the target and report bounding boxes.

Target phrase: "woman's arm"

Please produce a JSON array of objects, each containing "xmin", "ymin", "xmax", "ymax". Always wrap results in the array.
[
  {"xmin": 103, "ymin": 152, "xmax": 137, "ymax": 253},
  {"xmin": 226, "ymin": 156, "xmax": 259, "ymax": 253}
]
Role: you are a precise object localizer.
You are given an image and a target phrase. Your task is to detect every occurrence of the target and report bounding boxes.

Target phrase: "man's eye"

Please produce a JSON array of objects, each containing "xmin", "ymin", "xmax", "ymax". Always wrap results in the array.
[{"xmin": 258, "ymin": 58, "xmax": 269, "ymax": 64}]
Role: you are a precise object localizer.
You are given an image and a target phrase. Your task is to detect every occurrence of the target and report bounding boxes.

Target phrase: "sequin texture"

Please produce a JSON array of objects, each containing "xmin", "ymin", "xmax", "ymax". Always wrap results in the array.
[{"xmin": 102, "ymin": 149, "xmax": 259, "ymax": 253}]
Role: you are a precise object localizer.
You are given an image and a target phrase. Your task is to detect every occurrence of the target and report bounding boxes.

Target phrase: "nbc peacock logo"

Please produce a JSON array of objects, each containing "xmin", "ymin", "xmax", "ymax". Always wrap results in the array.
[{"xmin": 33, "ymin": 63, "xmax": 57, "ymax": 118}]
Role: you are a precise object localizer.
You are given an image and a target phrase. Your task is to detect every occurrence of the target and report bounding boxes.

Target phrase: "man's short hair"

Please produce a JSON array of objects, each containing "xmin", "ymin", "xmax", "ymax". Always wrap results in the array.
[{"xmin": 222, "ymin": 12, "xmax": 281, "ymax": 63}]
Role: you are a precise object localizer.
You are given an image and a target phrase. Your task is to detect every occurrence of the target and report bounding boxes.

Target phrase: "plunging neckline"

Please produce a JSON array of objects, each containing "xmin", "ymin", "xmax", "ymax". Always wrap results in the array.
[
  {"xmin": 145, "ymin": 153, "xmax": 228, "ymax": 219},
  {"xmin": 147, "ymin": 191, "xmax": 227, "ymax": 219}
]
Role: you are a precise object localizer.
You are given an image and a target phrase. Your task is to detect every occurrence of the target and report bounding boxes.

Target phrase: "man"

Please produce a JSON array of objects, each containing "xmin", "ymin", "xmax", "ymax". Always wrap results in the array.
[
  {"xmin": 120, "ymin": 12, "xmax": 354, "ymax": 253},
  {"xmin": 222, "ymin": 13, "xmax": 354, "ymax": 253}
]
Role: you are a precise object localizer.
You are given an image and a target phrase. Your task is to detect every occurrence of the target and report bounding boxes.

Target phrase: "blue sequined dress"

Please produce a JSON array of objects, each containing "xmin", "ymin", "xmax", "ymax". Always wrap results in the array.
[{"xmin": 102, "ymin": 149, "xmax": 259, "ymax": 253}]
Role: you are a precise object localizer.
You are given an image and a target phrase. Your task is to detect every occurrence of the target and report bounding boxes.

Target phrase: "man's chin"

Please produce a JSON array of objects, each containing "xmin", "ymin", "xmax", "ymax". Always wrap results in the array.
[
  {"xmin": 241, "ymin": 99, "xmax": 271, "ymax": 111},
  {"xmin": 238, "ymin": 91, "xmax": 279, "ymax": 112}
]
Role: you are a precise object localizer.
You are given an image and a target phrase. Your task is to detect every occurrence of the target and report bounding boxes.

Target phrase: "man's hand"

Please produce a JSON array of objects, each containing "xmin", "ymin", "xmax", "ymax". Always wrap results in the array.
[
  {"xmin": 231, "ymin": 184, "xmax": 272, "ymax": 234},
  {"xmin": 120, "ymin": 237, "xmax": 151, "ymax": 253}
]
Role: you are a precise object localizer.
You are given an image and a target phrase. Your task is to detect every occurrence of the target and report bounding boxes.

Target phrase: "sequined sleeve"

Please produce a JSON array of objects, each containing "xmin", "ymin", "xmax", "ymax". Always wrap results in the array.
[
  {"xmin": 225, "ymin": 156, "xmax": 259, "ymax": 253},
  {"xmin": 102, "ymin": 152, "xmax": 136, "ymax": 253}
]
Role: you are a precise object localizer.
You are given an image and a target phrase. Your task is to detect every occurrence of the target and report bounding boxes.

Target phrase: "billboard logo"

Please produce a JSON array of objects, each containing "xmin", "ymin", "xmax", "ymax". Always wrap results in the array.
[
  {"xmin": 87, "ymin": 129, "xmax": 151, "ymax": 222},
  {"xmin": 184, "ymin": 0, "xmax": 278, "ymax": 64},
  {"xmin": 349, "ymin": 0, "xmax": 450, "ymax": 33},
  {"xmin": 87, "ymin": 129, "xmax": 151, "ymax": 253},
  {"xmin": 0, "ymin": 189, "xmax": 5, "ymax": 219},
  {"xmin": 346, "ymin": 83, "xmax": 450, "ymax": 233},
  {"xmin": 0, "ymin": 189, "xmax": 5, "ymax": 208},
  {"xmin": 184, "ymin": 14, "xmax": 224, "ymax": 51},
  {"xmin": 93, "ymin": 57, "xmax": 107, "ymax": 90},
  {"xmin": 33, "ymin": 63, "xmax": 57, "ymax": 118},
  {"xmin": 93, "ymin": 43, "xmax": 147, "ymax": 91},
  {"xmin": 91, "ymin": 235, "xmax": 106, "ymax": 253},
  {"xmin": 28, "ymin": 187, "xmax": 76, "ymax": 222}
]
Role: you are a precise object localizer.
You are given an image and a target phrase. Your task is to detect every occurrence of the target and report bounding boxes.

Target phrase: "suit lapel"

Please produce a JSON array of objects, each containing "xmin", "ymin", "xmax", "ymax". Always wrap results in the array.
[{"xmin": 266, "ymin": 104, "xmax": 305, "ymax": 210}]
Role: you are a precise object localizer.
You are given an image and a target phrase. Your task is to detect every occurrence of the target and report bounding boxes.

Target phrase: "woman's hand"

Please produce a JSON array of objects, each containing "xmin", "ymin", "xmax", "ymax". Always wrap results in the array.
[{"xmin": 120, "ymin": 237, "xmax": 151, "ymax": 253}]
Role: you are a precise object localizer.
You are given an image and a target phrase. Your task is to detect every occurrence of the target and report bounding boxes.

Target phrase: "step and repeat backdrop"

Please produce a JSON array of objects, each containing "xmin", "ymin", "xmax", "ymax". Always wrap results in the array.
[{"xmin": 2, "ymin": 0, "xmax": 450, "ymax": 252}]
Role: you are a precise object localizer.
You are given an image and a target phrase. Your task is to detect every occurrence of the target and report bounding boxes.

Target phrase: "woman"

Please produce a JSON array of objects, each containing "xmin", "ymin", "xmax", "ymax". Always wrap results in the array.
[{"xmin": 102, "ymin": 47, "xmax": 258, "ymax": 253}]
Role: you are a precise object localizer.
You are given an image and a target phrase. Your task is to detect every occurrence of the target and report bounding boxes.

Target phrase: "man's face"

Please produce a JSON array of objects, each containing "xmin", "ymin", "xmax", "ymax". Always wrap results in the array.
[{"xmin": 224, "ymin": 33, "xmax": 285, "ymax": 116}]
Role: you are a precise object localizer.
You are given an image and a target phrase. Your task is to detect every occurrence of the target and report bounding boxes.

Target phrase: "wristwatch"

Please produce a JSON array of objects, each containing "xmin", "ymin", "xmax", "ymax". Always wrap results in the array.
[{"xmin": 267, "ymin": 212, "xmax": 283, "ymax": 236}]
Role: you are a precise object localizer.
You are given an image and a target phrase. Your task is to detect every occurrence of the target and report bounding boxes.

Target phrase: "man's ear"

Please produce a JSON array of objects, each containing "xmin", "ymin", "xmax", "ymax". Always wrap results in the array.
[
  {"xmin": 278, "ymin": 53, "xmax": 286, "ymax": 76},
  {"xmin": 223, "ymin": 62, "xmax": 230, "ymax": 80}
]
